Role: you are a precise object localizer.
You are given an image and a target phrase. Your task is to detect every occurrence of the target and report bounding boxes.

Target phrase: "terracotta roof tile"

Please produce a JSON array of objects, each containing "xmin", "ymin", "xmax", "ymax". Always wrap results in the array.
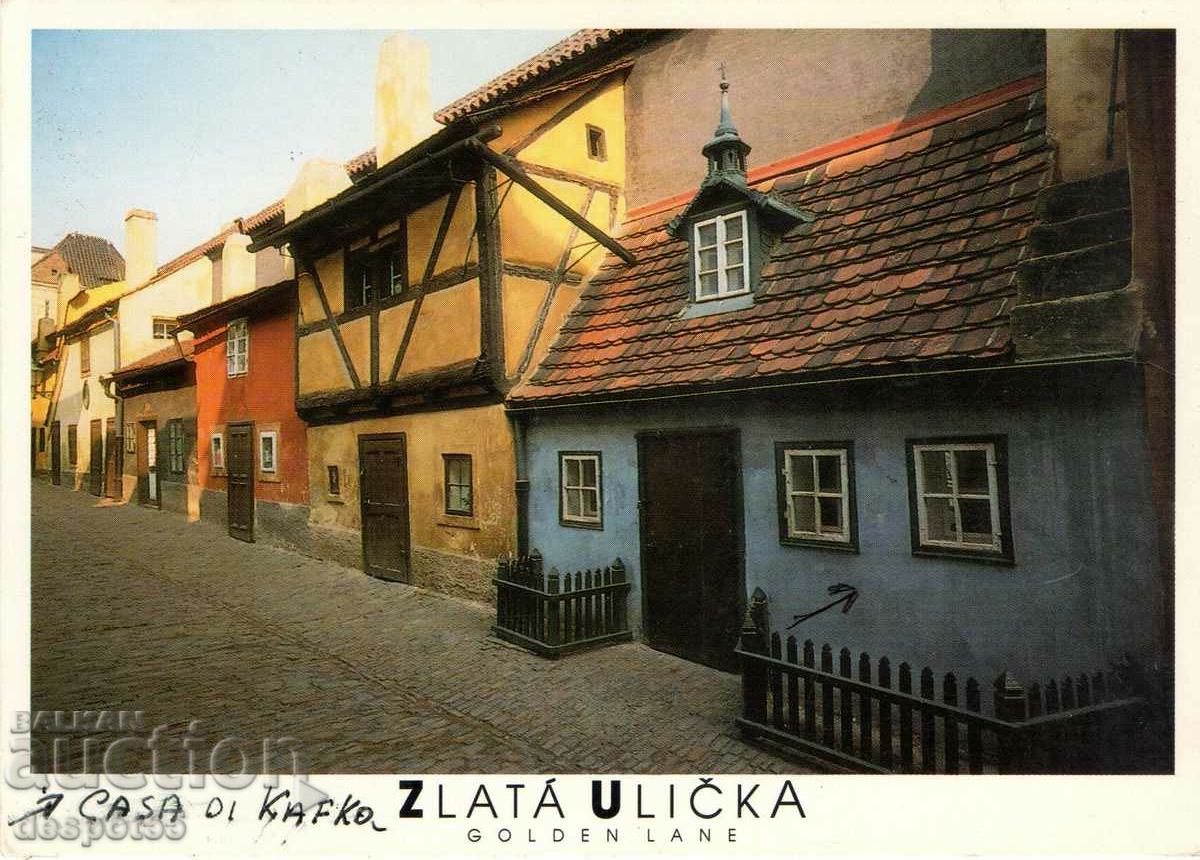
[
  {"xmin": 43, "ymin": 233, "xmax": 125, "ymax": 287},
  {"xmin": 109, "ymin": 339, "xmax": 194, "ymax": 379},
  {"xmin": 433, "ymin": 30, "xmax": 629, "ymax": 124},
  {"xmin": 511, "ymin": 85, "xmax": 1050, "ymax": 404}
]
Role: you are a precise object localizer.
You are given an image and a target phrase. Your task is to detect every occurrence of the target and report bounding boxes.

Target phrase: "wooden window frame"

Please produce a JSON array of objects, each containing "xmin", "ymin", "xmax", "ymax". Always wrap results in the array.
[
  {"xmin": 442, "ymin": 453, "xmax": 473, "ymax": 517},
  {"xmin": 226, "ymin": 317, "xmax": 249, "ymax": 377},
  {"xmin": 327, "ymin": 464, "xmax": 341, "ymax": 497},
  {"xmin": 343, "ymin": 235, "xmax": 408, "ymax": 312},
  {"xmin": 124, "ymin": 422, "xmax": 136, "ymax": 454},
  {"xmin": 559, "ymin": 451, "xmax": 603, "ymax": 529},
  {"xmin": 38, "ymin": 427, "xmax": 46, "ymax": 453},
  {"xmin": 258, "ymin": 429, "xmax": 278, "ymax": 475},
  {"xmin": 67, "ymin": 424, "xmax": 78, "ymax": 466},
  {"xmin": 152, "ymin": 317, "xmax": 177, "ymax": 340},
  {"xmin": 210, "ymin": 432, "xmax": 225, "ymax": 471},
  {"xmin": 775, "ymin": 441, "xmax": 858, "ymax": 551},
  {"xmin": 79, "ymin": 337, "xmax": 90, "ymax": 377},
  {"xmin": 167, "ymin": 419, "xmax": 185, "ymax": 475},
  {"xmin": 905, "ymin": 435, "xmax": 1014, "ymax": 564},
  {"xmin": 586, "ymin": 124, "xmax": 607, "ymax": 162},
  {"xmin": 692, "ymin": 209, "xmax": 749, "ymax": 301}
]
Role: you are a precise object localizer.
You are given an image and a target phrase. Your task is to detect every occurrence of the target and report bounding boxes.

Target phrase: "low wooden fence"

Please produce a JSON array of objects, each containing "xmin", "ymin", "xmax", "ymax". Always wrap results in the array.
[
  {"xmin": 737, "ymin": 594, "xmax": 1165, "ymax": 774},
  {"xmin": 494, "ymin": 550, "xmax": 632, "ymax": 658}
]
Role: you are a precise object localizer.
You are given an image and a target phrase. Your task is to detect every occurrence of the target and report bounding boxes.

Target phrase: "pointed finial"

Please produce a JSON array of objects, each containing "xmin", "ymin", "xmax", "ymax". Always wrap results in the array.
[{"xmin": 719, "ymin": 62, "xmax": 728, "ymax": 90}]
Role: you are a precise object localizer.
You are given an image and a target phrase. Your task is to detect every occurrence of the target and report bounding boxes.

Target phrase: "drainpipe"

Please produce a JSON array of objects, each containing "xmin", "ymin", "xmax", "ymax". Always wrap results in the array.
[
  {"xmin": 100, "ymin": 308, "xmax": 122, "ymax": 494},
  {"xmin": 510, "ymin": 413, "xmax": 530, "ymax": 557}
]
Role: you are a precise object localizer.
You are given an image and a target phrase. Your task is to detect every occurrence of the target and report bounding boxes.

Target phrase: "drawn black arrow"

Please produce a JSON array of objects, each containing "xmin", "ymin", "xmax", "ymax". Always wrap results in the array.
[{"xmin": 786, "ymin": 583, "xmax": 859, "ymax": 629}]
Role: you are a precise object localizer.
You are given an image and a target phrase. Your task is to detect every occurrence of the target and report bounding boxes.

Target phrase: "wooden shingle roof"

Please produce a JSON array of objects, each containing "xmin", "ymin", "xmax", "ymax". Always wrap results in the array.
[{"xmin": 510, "ymin": 83, "xmax": 1051, "ymax": 406}]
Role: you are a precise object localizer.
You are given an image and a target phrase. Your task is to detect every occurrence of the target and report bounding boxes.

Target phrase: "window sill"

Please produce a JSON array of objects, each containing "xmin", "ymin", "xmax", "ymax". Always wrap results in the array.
[
  {"xmin": 779, "ymin": 537, "xmax": 859, "ymax": 553},
  {"xmin": 210, "ymin": 468, "xmax": 227, "ymax": 478},
  {"xmin": 326, "ymin": 495, "xmax": 345, "ymax": 505},
  {"xmin": 257, "ymin": 471, "xmax": 281, "ymax": 484},
  {"xmin": 679, "ymin": 292, "xmax": 755, "ymax": 319},
  {"xmin": 912, "ymin": 547, "xmax": 1014, "ymax": 566},
  {"xmin": 559, "ymin": 518, "xmax": 604, "ymax": 531},
  {"xmin": 437, "ymin": 513, "xmax": 480, "ymax": 531}
]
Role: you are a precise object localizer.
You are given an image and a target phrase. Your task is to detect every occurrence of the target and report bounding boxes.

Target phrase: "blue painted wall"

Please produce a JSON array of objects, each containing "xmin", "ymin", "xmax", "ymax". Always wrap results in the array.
[{"xmin": 521, "ymin": 365, "xmax": 1164, "ymax": 683}]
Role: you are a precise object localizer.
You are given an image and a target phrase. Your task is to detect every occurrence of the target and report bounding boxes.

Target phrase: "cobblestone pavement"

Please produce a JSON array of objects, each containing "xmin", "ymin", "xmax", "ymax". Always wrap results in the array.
[{"xmin": 31, "ymin": 481, "xmax": 825, "ymax": 774}]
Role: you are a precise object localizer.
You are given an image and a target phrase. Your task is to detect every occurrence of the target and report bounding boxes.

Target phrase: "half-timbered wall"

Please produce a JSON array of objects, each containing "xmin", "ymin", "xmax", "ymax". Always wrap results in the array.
[{"xmin": 297, "ymin": 74, "xmax": 626, "ymax": 599}]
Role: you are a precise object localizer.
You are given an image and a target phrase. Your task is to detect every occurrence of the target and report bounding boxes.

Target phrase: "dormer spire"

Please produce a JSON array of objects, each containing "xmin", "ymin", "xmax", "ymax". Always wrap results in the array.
[{"xmin": 701, "ymin": 65, "xmax": 751, "ymax": 182}]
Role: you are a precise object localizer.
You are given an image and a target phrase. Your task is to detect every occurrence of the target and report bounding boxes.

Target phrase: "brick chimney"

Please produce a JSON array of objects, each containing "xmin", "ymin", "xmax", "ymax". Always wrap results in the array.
[
  {"xmin": 124, "ymin": 208, "xmax": 158, "ymax": 287},
  {"xmin": 375, "ymin": 31, "xmax": 436, "ymax": 168}
]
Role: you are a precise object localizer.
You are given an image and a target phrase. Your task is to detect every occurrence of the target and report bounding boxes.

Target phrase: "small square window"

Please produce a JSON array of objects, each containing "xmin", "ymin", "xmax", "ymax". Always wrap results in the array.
[
  {"xmin": 559, "ymin": 451, "xmax": 602, "ymax": 528},
  {"xmin": 693, "ymin": 210, "xmax": 749, "ymax": 301},
  {"xmin": 152, "ymin": 317, "xmax": 177, "ymax": 339},
  {"xmin": 906, "ymin": 436, "xmax": 1013, "ymax": 563},
  {"xmin": 327, "ymin": 464, "xmax": 340, "ymax": 497},
  {"xmin": 776, "ymin": 441, "xmax": 857, "ymax": 550},
  {"xmin": 586, "ymin": 124, "xmax": 607, "ymax": 162},
  {"xmin": 226, "ymin": 318, "xmax": 249, "ymax": 377},
  {"xmin": 259, "ymin": 430, "xmax": 278, "ymax": 474},
  {"xmin": 443, "ymin": 454, "xmax": 473, "ymax": 516},
  {"xmin": 211, "ymin": 433, "xmax": 225, "ymax": 470}
]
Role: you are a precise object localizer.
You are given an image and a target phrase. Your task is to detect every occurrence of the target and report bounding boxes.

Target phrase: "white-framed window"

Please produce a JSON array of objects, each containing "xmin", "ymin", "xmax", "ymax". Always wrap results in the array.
[
  {"xmin": 259, "ymin": 429, "xmax": 278, "ymax": 474},
  {"xmin": 124, "ymin": 422, "xmax": 136, "ymax": 453},
  {"xmin": 211, "ymin": 432, "xmax": 225, "ymax": 470},
  {"xmin": 777, "ymin": 442, "xmax": 856, "ymax": 548},
  {"xmin": 226, "ymin": 317, "xmax": 248, "ymax": 377},
  {"xmin": 152, "ymin": 317, "xmax": 177, "ymax": 339},
  {"xmin": 560, "ymin": 452, "xmax": 602, "ymax": 528},
  {"xmin": 693, "ymin": 210, "xmax": 748, "ymax": 300},
  {"xmin": 908, "ymin": 437, "xmax": 1012, "ymax": 561}
]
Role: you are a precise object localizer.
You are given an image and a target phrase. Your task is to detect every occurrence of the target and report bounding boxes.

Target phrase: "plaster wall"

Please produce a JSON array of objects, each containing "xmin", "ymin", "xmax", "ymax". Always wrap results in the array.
[
  {"xmin": 53, "ymin": 328, "xmax": 117, "ymax": 491},
  {"xmin": 119, "ymin": 257, "xmax": 211, "ymax": 365},
  {"xmin": 624, "ymin": 29, "xmax": 1045, "ymax": 210},
  {"xmin": 122, "ymin": 383, "xmax": 199, "ymax": 513},
  {"xmin": 523, "ymin": 366, "xmax": 1162, "ymax": 682}
]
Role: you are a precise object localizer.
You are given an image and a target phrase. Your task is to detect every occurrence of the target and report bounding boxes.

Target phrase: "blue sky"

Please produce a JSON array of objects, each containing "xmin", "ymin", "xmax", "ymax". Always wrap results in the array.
[{"xmin": 32, "ymin": 29, "xmax": 573, "ymax": 261}]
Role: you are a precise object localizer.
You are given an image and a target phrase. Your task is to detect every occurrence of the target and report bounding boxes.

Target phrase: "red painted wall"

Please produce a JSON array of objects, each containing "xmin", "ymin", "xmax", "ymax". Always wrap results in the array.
[{"xmin": 192, "ymin": 292, "xmax": 307, "ymax": 505}]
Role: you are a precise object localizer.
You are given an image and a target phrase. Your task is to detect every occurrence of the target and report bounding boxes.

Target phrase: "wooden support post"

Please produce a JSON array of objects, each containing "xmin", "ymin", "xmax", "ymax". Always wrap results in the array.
[
  {"xmin": 994, "ymin": 670, "xmax": 1028, "ymax": 774},
  {"xmin": 739, "ymin": 607, "xmax": 768, "ymax": 727}
]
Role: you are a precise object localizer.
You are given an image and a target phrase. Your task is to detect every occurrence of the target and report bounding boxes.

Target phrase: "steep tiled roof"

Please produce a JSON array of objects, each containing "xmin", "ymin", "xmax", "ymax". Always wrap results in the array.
[
  {"xmin": 109, "ymin": 338, "xmax": 194, "ymax": 379},
  {"xmin": 345, "ymin": 148, "xmax": 377, "ymax": 179},
  {"xmin": 434, "ymin": 29, "xmax": 625, "ymax": 124},
  {"xmin": 42, "ymin": 233, "xmax": 125, "ymax": 287},
  {"xmin": 511, "ymin": 85, "xmax": 1051, "ymax": 405},
  {"xmin": 242, "ymin": 199, "xmax": 284, "ymax": 233}
]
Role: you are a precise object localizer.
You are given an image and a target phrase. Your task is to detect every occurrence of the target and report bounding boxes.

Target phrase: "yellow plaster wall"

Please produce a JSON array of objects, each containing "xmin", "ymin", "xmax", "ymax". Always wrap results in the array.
[
  {"xmin": 298, "ymin": 330, "xmax": 352, "ymax": 395},
  {"xmin": 297, "ymin": 272, "xmax": 326, "ymax": 326},
  {"xmin": 519, "ymin": 78, "xmax": 626, "ymax": 188},
  {"xmin": 398, "ymin": 279, "xmax": 480, "ymax": 376},
  {"xmin": 120, "ymin": 257, "xmax": 212, "ymax": 364},
  {"xmin": 501, "ymin": 275, "xmax": 550, "ymax": 377},
  {"xmin": 315, "ymin": 251, "xmax": 345, "ymax": 317},
  {"xmin": 500, "ymin": 177, "xmax": 591, "ymax": 269},
  {"xmin": 339, "ymin": 314, "xmax": 372, "ymax": 384},
  {"xmin": 305, "ymin": 403, "xmax": 516, "ymax": 559},
  {"xmin": 52, "ymin": 328, "xmax": 117, "ymax": 488},
  {"xmin": 378, "ymin": 301, "xmax": 413, "ymax": 377},
  {"xmin": 406, "ymin": 184, "xmax": 478, "ymax": 284}
]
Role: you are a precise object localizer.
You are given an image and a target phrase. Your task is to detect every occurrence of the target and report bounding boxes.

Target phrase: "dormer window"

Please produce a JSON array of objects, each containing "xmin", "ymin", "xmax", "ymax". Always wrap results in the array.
[{"xmin": 694, "ymin": 211, "xmax": 748, "ymax": 300}]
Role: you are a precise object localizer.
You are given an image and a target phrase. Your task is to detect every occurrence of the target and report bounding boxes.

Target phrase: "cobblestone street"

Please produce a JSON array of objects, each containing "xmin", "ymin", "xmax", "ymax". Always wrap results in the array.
[{"xmin": 30, "ymin": 481, "xmax": 822, "ymax": 774}]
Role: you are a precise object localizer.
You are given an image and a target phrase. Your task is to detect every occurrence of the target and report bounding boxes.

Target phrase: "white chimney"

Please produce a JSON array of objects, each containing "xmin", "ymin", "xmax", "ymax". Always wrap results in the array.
[
  {"xmin": 1045, "ymin": 30, "xmax": 1126, "ymax": 182},
  {"xmin": 124, "ymin": 208, "xmax": 158, "ymax": 287},
  {"xmin": 284, "ymin": 159, "xmax": 352, "ymax": 224},
  {"xmin": 221, "ymin": 232, "xmax": 255, "ymax": 300},
  {"xmin": 375, "ymin": 32, "xmax": 437, "ymax": 168}
]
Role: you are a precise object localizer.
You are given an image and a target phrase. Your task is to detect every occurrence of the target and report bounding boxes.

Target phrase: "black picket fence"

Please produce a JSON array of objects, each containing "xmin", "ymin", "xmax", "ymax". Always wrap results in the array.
[
  {"xmin": 493, "ymin": 550, "xmax": 632, "ymax": 658},
  {"xmin": 737, "ymin": 593, "xmax": 1167, "ymax": 774}
]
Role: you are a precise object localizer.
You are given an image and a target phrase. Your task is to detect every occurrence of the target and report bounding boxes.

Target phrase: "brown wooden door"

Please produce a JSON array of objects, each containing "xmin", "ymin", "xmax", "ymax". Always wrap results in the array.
[
  {"xmin": 359, "ymin": 433, "xmax": 410, "ymax": 582},
  {"xmin": 89, "ymin": 419, "xmax": 103, "ymax": 496},
  {"xmin": 227, "ymin": 423, "xmax": 254, "ymax": 542},
  {"xmin": 50, "ymin": 422, "xmax": 61, "ymax": 486},
  {"xmin": 104, "ymin": 418, "xmax": 118, "ymax": 498},
  {"xmin": 638, "ymin": 429, "xmax": 744, "ymax": 672}
]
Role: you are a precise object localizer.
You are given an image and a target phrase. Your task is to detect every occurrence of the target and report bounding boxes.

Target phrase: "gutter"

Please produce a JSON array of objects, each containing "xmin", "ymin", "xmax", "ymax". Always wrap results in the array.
[{"xmin": 504, "ymin": 352, "xmax": 1143, "ymax": 413}]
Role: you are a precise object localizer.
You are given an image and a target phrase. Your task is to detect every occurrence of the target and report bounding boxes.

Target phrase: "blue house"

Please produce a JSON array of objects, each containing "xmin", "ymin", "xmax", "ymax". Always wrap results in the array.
[{"xmin": 506, "ymin": 29, "xmax": 1172, "ymax": 683}]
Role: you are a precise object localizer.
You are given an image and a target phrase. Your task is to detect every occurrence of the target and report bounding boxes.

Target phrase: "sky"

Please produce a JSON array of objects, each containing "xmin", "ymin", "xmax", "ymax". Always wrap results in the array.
[{"xmin": 32, "ymin": 29, "xmax": 573, "ymax": 262}]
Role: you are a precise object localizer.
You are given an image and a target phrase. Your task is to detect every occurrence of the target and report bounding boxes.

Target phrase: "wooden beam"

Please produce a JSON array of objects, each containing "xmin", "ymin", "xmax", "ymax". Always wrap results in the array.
[
  {"xmin": 295, "ymin": 252, "xmax": 361, "ymax": 389},
  {"xmin": 515, "ymin": 160, "xmax": 620, "ymax": 196},
  {"xmin": 504, "ymin": 77, "xmax": 613, "ymax": 156},
  {"xmin": 475, "ymin": 166, "xmax": 507, "ymax": 391},
  {"xmin": 469, "ymin": 142, "xmax": 636, "ymax": 265}
]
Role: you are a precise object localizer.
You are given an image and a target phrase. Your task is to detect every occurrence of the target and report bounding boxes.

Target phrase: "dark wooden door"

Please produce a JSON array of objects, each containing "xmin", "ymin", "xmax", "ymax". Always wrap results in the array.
[
  {"xmin": 89, "ymin": 419, "xmax": 103, "ymax": 496},
  {"xmin": 638, "ymin": 430, "xmax": 744, "ymax": 672},
  {"xmin": 50, "ymin": 422, "xmax": 61, "ymax": 486},
  {"xmin": 104, "ymin": 418, "xmax": 119, "ymax": 498},
  {"xmin": 227, "ymin": 423, "xmax": 254, "ymax": 542},
  {"xmin": 359, "ymin": 433, "xmax": 410, "ymax": 582}
]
